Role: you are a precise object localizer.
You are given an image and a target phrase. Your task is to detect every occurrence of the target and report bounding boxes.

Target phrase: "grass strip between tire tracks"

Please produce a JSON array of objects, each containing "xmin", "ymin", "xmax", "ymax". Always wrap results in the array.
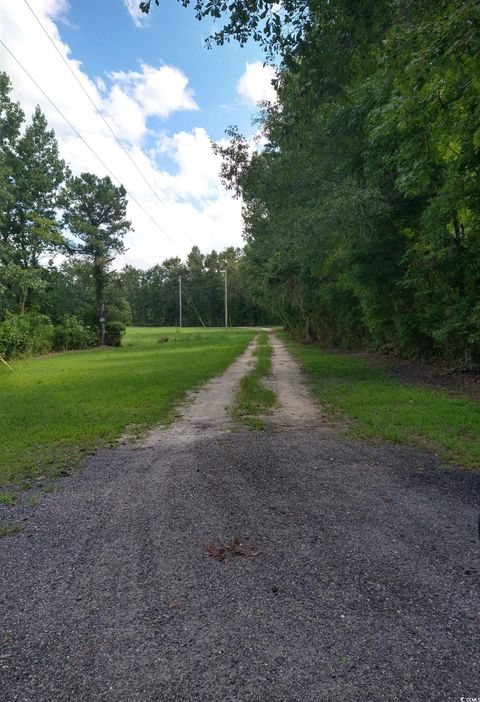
[{"xmin": 233, "ymin": 331, "xmax": 278, "ymax": 430}]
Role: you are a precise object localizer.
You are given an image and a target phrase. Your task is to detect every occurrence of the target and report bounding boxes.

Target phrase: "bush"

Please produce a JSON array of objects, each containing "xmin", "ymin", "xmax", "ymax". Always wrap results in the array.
[
  {"xmin": 0, "ymin": 314, "xmax": 30, "ymax": 358},
  {"xmin": 0, "ymin": 313, "xmax": 54, "ymax": 359},
  {"xmin": 104, "ymin": 320, "xmax": 126, "ymax": 347},
  {"xmin": 28, "ymin": 315, "xmax": 55, "ymax": 355},
  {"xmin": 107, "ymin": 297, "xmax": 132, "ymax": 326},
  {"xmin": 54, "ymin": 315, "xmax": 97, "ymax": 351},
  {"xmin": 0, "ymin": 313, "xmax": 98, "ymax": 358}
]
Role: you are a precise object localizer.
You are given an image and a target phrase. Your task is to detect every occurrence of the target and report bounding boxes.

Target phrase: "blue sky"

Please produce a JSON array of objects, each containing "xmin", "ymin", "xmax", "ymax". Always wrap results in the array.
[
  {"xmin": 61, "ymin": 0, "xmax": 264, "ymax": 138},
  {"xmin": 0, "ymin": 0, "xmax": 277, "ymax": 267}
]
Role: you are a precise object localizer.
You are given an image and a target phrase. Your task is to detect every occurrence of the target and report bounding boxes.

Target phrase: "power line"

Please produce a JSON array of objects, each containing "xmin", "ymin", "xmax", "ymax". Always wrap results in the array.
[
  {"xmin": 0, "ymin": 36, "xmax": 179, "ymax": 247},
  {"xmin": 182, "ymin": 285, "xmax": 206, "ymax": 327},
  {"xmin": 178, "ymin": 275, "xmax": 182, "ymax": 328},
  {"xmin": 179, "ymin": 279, "xmax": 224, "ymax": 291},
  {"xmin": 22, "ymin": 0, "xmax": 196, "ymax": 248},
  {"xmin": 182, "ymin": 285, "xmax": 206, "ymax": 326}
]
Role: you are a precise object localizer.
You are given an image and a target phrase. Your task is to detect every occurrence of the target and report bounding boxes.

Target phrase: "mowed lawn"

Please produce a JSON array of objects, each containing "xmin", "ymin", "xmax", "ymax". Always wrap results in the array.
[
  {"xmin": 282, "ymin": 333, "xmax": 480, "ymax": 471},
  {"xmin": 0, "ymin": 327, "xmax": 254, "ymax": 485}
]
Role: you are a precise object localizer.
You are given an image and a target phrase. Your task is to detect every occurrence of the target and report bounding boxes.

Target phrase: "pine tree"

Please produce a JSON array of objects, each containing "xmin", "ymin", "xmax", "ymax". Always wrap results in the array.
[
  {"xmin": 9, "ymin": 106, "xmax": 67, "ymax": 269},
  {"xmin": 61, "ymin": 174, "xmax": 131, "ymax": 344}
]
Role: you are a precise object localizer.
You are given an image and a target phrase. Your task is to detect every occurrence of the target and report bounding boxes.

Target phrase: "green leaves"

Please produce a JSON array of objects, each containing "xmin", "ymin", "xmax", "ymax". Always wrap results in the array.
[
  {"xmin": 61, "ymin": 173, "xmax": 130, "ymax": 258},
  {"xmin": 61, "ymin": 173, "xmax": 132, "ymax": 344},
  {"xmin": 210, "ymin": 0, "xmax": 480, "ymax": 362},
  {"xmin": 139, "ymin": 0, "xmax": 159, "ymax": 14}
]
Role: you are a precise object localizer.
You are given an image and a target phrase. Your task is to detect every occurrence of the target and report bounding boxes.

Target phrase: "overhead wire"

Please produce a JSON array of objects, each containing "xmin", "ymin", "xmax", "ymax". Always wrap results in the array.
[
  {"xmin": 182, "ymin": 285, "xmax": 206, "ymax": 327},
  {"xmin": 22, "ymin": 0, "xmax": 196, "ymax": 248},
  {"xmin": 0, "ymin": 37, "xmax": 179, "ymax": 247},
  {"xmin": 182, "ymin": 286, "xmax": 207, "ymax": 328},
  {"xmin": 179, "ymin": 279, "xmax": 224, "ymax": 291}
]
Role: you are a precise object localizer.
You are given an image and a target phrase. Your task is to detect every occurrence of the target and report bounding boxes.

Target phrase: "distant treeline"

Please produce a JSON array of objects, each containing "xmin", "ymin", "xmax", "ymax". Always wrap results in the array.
[
  {"xmin": 120, "ymin": 246, "xmax": 271, "ymax": 328},
  {"xmin": 209, "ymin": 0, "xmax": 480, "ymax": 365},
  {"xmin": 0, "ymin": 70, "xmax": 271, "ymax": 359}
]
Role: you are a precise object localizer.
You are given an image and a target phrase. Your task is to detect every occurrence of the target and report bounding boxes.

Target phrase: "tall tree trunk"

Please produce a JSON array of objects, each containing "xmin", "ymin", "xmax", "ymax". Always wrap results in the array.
[
  {"xmin": 452, "ymin": 212, "xmax": 470, "ymax": 368},
  {"xmin": 94, "ymin": 262, "xmax": 106, "ymax": 345},
  {"xmin": 20, "ymin": 285, "xmax": 28, "ymax": 315},
  {"xmin": 98, "ymin": 298, "xmax": 106, "ymax": 345}
]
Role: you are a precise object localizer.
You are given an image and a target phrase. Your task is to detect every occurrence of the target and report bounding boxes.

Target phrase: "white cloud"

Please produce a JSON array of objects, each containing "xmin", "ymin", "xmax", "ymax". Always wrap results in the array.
[
  {"xmin": 110, "ymin": 64, "xmax": 199, "ymax": 119},
  {"xmin": 0, "ymin": 0, "xmax": 243, "ymax": 268},
  {"xmin": 35, "ymin": 0, "xmax": 69, "ymax": 20},
  {"xmin": 237, "ymin": 61, "xmax": 277, "ymax": 106},
  {"xmin": 102, "ymin": 85, "xmax": 147, "ymax": 144},
  {"xmin": 158, "ymin": 127, "xmax": 224, "ymax": 200},
  {"xmin": 123, "ymin": 0, "xmax": 148, "ymax": 28}
]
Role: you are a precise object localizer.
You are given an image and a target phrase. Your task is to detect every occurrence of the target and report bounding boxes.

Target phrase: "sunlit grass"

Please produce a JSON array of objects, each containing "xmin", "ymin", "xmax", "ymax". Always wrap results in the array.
[
  {"xmin": 0, "ymin": 327, "xmax": 254, "ymax": 485},
  {"xmin": 282, "ymin": 332, "xmax": 480, "ymax": 470}
]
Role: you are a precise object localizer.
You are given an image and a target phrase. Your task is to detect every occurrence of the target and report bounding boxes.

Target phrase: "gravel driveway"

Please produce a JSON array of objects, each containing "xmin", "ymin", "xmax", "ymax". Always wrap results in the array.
[{"xmin": 1, "ymin": 336, "xmax": 479, "ymax": 701}]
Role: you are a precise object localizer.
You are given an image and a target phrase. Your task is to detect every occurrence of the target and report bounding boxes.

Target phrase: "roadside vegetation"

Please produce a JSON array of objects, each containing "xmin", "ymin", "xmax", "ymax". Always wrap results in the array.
[
  {"xmin": 0, "ymin": 327, "xmax": 254, "ymax": 486},
  {"xmin": 0, "ymin": 522, "xmax": 22, "ymax": 539},
  {"xmin": 283, "ymin": 334, "xmax": 480, "ymax": 470},
  {"xmin": 176, "ymin": 0, "xmax": 480, "ymax": 369},
  {"xmin": 233, "ymin": 331, "xmax": 277, "ymax": 430},
  {"xmin": 0, "ymin": 72, "xmax": 271, "ymax": 367}
]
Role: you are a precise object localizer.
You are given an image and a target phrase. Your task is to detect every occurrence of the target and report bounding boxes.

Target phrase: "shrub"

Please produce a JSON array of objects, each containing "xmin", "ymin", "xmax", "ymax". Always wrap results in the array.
[
  {"xmin": 0, "ymin": 313, "xmax": 54, "ymax": 359},
  {"xmin": 104, "ymin": 320, "xmax": 126, "ymax": 347},
  {"xmin": 0, "ymin": 314, "xmax": 30, "ymax": 358},
  {"xmin": 107, "ymin": 297, "xmax": 133, "ymax": 326},
  {"xmin": 28, "ymin": 315, "xmax": 55, "ymax": 355},
  {"xmin": 54, "ymin": 315, "xmax": 97, "ymax": 351}
]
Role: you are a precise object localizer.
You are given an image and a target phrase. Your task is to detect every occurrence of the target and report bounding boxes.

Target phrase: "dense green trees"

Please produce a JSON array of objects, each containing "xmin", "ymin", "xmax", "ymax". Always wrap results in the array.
[
  {"xmin": 1, "ymin": 78, "xmax": 67, "ymax": 319},
  {"xmin": 207, "ymin": 0, "xmax": 480, "ymax": 363},
  {"xmin": 8, "ymin": 0, "xmax": 480, "ymax": 364},
  {"xmin": 118, "ymin": 246, "xmax": 270, "ymax": 328},
  {"xmin": 0, "ymin": 70, "xmax": 269, "ymax": 359},
  {"xmin": 0, "ymin": 73, "xmax": 132, "ymax": 357}
]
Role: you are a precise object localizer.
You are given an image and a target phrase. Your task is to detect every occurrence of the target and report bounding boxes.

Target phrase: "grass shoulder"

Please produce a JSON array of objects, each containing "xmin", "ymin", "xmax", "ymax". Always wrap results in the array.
[{"xmin": 281, "ymin": 332, "xmax": 480, "ymax": 470}]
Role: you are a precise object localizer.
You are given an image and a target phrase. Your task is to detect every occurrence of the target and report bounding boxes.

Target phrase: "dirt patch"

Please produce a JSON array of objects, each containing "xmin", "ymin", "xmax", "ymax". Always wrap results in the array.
[
  {"xmin": 141, "ymin": 333, "xmax": 331, "ymax": 443},
  {"xmin": 140, "ymin": 340, "xmax": 257, "ymax": 446},
  {"xmin": 267, "ymin": 334, "xmax": 330, "ymax": 431}
]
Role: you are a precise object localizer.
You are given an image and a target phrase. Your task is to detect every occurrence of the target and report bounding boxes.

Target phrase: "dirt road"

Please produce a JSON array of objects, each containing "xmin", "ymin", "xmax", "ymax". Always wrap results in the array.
[{"xmin": 1, "ymin": 334, "xmax": 479, "ymax": 701}]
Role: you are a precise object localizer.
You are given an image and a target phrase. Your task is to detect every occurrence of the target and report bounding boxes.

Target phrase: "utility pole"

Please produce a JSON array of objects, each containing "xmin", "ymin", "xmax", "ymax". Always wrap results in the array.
[
  {"xmin": 179, "ymin": 275, "xmax": 182, "ymax": 328},
  {"xmin": 224, "ymin": 268, "xmax": 228, "ymax": 329}
]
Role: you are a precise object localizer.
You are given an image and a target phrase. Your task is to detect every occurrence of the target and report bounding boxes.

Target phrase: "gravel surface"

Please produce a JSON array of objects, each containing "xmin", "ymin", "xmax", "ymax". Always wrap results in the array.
[{"xmin": 1, "ymin": 337, "xmax": 479, "ymax": 702}]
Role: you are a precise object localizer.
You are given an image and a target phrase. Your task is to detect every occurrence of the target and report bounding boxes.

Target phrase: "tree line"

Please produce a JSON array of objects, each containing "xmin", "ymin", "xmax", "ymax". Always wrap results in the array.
[
  {"xmin": 0, "ymin": 72, "xmax": 269, "ymax": 359},
  {"xmin": 0, "ymin": 71, "xmax": 133, "ymax": 357},
  {"xmin": 121, "ymin": 246, "xmax": 269, "ymax": 328},
  {"xmin": 145, "ymin": 0, "xmax": 480, "ymax": 365}
]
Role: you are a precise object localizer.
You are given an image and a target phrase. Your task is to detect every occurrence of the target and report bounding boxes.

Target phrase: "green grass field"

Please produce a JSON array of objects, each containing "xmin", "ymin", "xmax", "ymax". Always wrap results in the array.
[
  {"xmin": 282, "ymin": 333, "xmax": 480, "ymax": 470},
  {"xmin": 0, "ymin": 327, "xmax": 254, "ymax": 486}
]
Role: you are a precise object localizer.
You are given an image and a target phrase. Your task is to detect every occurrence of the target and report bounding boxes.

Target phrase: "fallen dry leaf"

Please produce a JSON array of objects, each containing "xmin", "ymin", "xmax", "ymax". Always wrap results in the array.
[
  {"xmin": 203, "ymin": 542, "xmax": 227, "ymax": 561},
  {"xmin": 203, "ymin": 537, "xmax": 259, "ymax": 562}
]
